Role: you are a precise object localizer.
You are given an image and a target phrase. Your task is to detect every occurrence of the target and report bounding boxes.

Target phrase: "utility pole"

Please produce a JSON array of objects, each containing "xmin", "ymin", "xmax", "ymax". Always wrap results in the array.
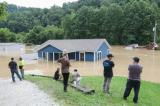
[{"xmin": 153, "ymin": 21, "xmax": 157, "ymax": 50}]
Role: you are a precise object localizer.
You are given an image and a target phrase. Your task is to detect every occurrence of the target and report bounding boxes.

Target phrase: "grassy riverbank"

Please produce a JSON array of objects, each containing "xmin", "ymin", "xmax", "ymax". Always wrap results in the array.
[{"xmin": 26, "ymin": 76, "xmax": 160, "ymax": 106}]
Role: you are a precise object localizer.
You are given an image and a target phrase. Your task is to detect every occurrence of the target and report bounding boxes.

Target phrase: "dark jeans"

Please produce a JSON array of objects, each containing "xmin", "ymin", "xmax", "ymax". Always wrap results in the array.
[
  {"xmin": 62, "ymin": 73, "xmax": 70, "ymax": 92},
  {"xmin": 123, "ymin": 79, "xmax": 141, "ymax": 103},
  {"xmin": 11, "ymin": 70, "xmax": 22, "ymax": 82}
]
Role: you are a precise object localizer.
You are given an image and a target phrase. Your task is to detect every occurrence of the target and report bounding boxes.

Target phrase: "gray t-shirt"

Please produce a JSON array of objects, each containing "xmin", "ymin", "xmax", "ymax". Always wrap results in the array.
[
  {"xmin": 128, "ymin": 64, "xmax": 142, "ymax": 81},
  {"xmin": 72, "ymin": 72, "xmax": 80, "ymax": 81}
]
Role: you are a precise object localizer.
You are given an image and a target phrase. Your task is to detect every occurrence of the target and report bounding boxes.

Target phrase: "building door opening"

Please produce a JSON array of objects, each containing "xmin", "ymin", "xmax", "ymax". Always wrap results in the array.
[
  {"xmin": 80, "ymin": 53, "xmax": 84, "ymax": 61},
  {"xmin": 54, "ymin": 52, "xmax": 62, "ymax": 60},
  {"xmin": 49, "ymin": 53, "xmax": 53, "ymax": 61},
  {"xmin": 97, "ymin": 51, "xmax": 102, "ymax": 60}
]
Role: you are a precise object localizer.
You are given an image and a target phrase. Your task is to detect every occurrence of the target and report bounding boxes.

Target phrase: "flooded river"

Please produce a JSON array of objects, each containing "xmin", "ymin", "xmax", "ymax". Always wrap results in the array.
[{"xmin": 0, "ymin": 46, "xmax": 160, "ymax": 83}]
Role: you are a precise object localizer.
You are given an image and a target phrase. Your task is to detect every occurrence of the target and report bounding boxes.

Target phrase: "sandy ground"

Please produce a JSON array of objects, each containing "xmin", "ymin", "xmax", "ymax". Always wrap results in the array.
[{"xmin": 0, "ymin": 79, "xmax": 58, "ymax": 106}]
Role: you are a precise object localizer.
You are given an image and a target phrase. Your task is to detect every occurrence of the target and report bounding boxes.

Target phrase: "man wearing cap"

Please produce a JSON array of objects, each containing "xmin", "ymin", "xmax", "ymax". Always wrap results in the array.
[
  {"xmin": 58, "ymin": 53, "xmax": 71, "ymax": 92},
  {"xmin": 103, "ymin": 54, "xmax": 115, "ymax": 94},
  {"xmin": 123, "ymin": 57, "xmax": 143, "ymax": 104}
]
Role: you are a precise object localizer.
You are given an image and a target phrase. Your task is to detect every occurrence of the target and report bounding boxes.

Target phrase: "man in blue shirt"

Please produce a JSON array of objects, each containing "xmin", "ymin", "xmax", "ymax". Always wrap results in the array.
[
  {"xmin": 8, "ymin": 58, "xmax": 22, "ymax": 82},
  {"xmin": 103, "ymin": 54, "xmax": 115, "ymax": 94}
]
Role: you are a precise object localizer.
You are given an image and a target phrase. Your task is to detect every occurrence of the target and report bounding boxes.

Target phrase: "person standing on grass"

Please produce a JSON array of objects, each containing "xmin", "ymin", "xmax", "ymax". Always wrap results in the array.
[
  {"xmin": 18, "ymin": 57, "xmax": 25, "ymax": 79},
  {"xmin": 123, "ymin": 57, "xmax": 142, "ymax": 104},
  {"xmin": 58, "ymin": 53, "xmax": 71, "ymax": 92},
  {"xmin": 8, "ymin": 57, "xmax": 22, "ymax": 82},
  {"xmin": 103, "ymin": 54, "xmax": 115, "ymax": 94}
]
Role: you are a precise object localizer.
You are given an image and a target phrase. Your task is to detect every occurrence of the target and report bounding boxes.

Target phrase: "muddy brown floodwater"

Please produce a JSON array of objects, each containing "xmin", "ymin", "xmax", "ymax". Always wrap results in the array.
[{"xmin": 0, "ymin": 46, "xmax": 160, "ymax": 83}]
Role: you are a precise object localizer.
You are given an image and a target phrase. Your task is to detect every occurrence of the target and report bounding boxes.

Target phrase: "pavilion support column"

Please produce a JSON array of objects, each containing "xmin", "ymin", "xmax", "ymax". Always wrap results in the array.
[
  {"xmin": 46, "ymin": 52, "xmax": 49, "ymax": 62},
  {"xmin": 74, "ymin": 52, "xmax": 76, "ymax": 61},
  {"xmin": 58, "ymin": 53, "xmax": 61, "ymax": 59},
  {"xmin": 67, "ymin": 53, "xmax": 69, "ymax": 59},
  {"xmin": 41, "ymin": 52, "xmax": 43, "ymax": 59},
  {"xmin": 100, "ymin": 52, "xmax": 102, "ymax": 60},
  {"xmin": 94, "ymin": 52, "xmax": 96, "ymax": 62},
  {"xmin": 98, "ymin": 52, "xmax": 99, "ymax": 60},
  {"xmin": 79, "ymin": 52, "xmax": 80, "ymax": 61},
  {"xmin": 84, "ymin": 52, "xmax": 86, "ymax": 62},
  {"xmin": 53, "ymin": 52, "xmax": 55, "ymax": 62}
]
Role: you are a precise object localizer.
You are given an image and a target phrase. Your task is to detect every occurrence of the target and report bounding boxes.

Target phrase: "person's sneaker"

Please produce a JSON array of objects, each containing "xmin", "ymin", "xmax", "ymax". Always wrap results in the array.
[
  {"xmin": 134, "ymin": 102, "xmax": 138, "ymax": 106},
  {"xmin": 12, "ymin": 81, "xmax": 16, "ymax": 83},
  {"xmin": 64, "ymin": 88, "xmax": 67, "ymax": 92},
  {"xmin": 123, "ymin": 97, "xmax": 127, "ymax": 100},
  {"xmin": 107, "ymin": 91, "xmax": 111, "ymax": 94},
  {"xmin": 103, "ymin": 90, "xmax": 106, "ymax": 93}
]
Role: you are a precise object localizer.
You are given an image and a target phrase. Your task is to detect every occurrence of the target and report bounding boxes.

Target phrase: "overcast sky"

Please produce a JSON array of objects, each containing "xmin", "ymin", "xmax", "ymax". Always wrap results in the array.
[{"xmin": 0, "ymin": 0, "xmax": 78, "ymax": 8}]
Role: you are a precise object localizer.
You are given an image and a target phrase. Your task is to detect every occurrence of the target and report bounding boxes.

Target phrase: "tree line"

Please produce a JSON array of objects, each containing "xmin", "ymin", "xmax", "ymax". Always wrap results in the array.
[{"xmin": 0, "ymin": 0, "xmax": 160, "ymax": 45}]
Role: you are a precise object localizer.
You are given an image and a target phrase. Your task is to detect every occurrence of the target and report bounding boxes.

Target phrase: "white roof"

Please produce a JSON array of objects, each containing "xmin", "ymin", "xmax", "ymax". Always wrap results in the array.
[{"xmin": 37, "ymin": 39, "xmax": 111, "ymax": 52}]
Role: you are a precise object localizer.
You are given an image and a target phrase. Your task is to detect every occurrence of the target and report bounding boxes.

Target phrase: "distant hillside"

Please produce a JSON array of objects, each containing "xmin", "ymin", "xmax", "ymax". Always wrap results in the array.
[{"xmin": 0, "ymin": 0, "xmax": 160, "ymax": 45}]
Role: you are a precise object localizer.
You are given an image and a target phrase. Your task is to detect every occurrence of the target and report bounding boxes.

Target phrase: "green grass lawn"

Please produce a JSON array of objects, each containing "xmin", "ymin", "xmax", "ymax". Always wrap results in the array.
[{"xmin": 26, "ymin": 76, "xmax": 160, "ymax": 106}]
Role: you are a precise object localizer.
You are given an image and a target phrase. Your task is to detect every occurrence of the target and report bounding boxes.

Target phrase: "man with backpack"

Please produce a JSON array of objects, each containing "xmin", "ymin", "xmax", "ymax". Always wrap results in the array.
[{"xmin": 103, "ymin": 54, "xmax": 115, "ymax": 94}]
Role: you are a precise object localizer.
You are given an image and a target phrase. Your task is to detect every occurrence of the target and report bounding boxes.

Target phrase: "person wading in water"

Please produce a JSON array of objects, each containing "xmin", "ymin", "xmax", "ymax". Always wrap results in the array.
[
  {"xmin": 8, "ymin": 57, "xmax": 22, "ymax": 82},
  {"xmin": 103, "ymin": 54, "xmax": 115, "ymax": 94},
  {"xmin": 58, "ymin": 53, "xmax": 71, "ymax": 92}
]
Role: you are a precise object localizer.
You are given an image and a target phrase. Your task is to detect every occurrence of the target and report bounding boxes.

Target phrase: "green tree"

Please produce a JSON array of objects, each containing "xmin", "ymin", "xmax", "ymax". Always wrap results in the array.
[
  {"xmin": 0, "ymin": 2, "xmax": 7, "ymax": 20},
  {"xmin": 46, "ymin": 6, "xmax": 64, "ymax": 26},
  {"xmin": 101, "ymin": 4, "xmax": 124, "ymax": 44},
  {"xmin": 123, "ymin": 0, "xmax": 157, "ymax": 44},
  {"xmin": 1, "ymin": 0, "xmax": 160, "ymax": 45},
  {"xmin": 0, "ymin": 28, "xmax": 16, "ymax": 42},
  {"xmin": 25, "ymin": 26, "xmax": 44, "ymax": 44},
  {"xmin": 70, "ymin": 6, "xmax": 97, "ymax": 39},
  {"xmin": 25, "ymin": 25, "xmax": 64, "ymax": 44},
  {"xmin": 39, "ymin": 25, "xmax": 64, "ymax": 43},
  {"xmin": 62, "ymin": 12, "xmax": 76, "ymax": 38}
]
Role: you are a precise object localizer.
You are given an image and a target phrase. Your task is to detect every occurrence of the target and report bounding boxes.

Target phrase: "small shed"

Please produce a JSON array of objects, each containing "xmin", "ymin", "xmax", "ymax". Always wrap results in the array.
[
  {"xmin": 36, "ymin": 39, "xmax": 111, "ymax": 62},
  {"xmin": 0, "ymin": 43, "xmax": 25, "ymax": 55}
]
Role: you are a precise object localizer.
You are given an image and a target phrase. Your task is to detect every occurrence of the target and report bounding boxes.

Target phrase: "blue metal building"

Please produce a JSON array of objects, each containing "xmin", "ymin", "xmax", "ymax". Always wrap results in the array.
[{"xmin": 36, "ymin": 39, "xmax": 111, "ymax": 62}]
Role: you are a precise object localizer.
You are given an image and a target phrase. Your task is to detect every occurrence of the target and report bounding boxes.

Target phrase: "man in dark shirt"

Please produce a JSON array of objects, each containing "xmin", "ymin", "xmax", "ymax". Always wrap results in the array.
[
  {"xmin": 123, "ymin": 57, "xmax": 142, "ymax": 104},
  {"xmin": 8, "ymin": 57, "xmax": 22, "ymax": 82},
  {"xmin": 103, "ymin": 54, "xmax": 115, "ymax": 94}
]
